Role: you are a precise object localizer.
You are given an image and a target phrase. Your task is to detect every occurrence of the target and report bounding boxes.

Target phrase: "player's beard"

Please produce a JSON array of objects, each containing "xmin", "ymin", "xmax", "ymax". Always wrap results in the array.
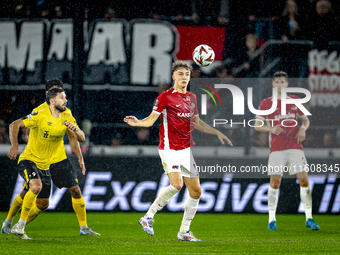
[{"xmin": 55, "ymin": 104, "xmax": 66, "ymax": 113}]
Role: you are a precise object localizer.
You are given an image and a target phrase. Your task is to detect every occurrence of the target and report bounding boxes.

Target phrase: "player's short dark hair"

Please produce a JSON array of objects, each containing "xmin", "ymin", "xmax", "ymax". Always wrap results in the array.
[
  {"xmin": 272, "ymin": 71, "xmax": 288, "ymax": 81},
  {"xmin": 172, "ymin": 60, "xmax": 193, "ymax": 74},
  {"xmin": 46, "ymin": 88, "xmax": 64, "ymax": 105},
  {"xmin": 46, "ymin": 79, "xmax": 63, "ymax": 91}
]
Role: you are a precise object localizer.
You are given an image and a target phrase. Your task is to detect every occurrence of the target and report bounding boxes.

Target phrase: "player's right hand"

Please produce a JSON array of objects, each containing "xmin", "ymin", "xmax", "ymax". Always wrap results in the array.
[
  {"xmin": 124, "ymin": 116, "xmax": 139, "ymax": 126},
  {"xmin": 271, "ymin": 125, "xmax": 283, "ymax": 135},
  {"xmin": 7, "ymin": 146, "xmax": 19, "ymax": 160},
  {"xmin": 79, "ymin": 158, "xmax": 86, "ymax": 175}
]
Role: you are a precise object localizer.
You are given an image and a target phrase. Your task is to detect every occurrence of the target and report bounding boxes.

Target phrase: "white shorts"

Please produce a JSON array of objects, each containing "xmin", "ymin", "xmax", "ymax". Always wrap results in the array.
[
  {"xmin": 268, "ymin": 149, "xmax": 307, "ymax": 176},
  {"xmin": 158, "ymin": 147, "xmax": 199, "ymax": 178}
]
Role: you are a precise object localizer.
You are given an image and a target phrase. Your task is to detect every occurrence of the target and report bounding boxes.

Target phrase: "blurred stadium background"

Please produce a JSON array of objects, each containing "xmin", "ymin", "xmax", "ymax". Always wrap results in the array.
[{"xmin": 1, "ymin": 0, "xmax": 340, "ymax": 220}]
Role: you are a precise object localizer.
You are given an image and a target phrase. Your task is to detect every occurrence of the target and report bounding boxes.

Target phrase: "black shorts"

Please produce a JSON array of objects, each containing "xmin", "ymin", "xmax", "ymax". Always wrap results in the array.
[
  {"xmin": 50, "ymin": 159, "xmax": 78, "ymax": 189},
  {"xmin": 18, "ymin": 160, "xmax": 51, "ymax": 199}
]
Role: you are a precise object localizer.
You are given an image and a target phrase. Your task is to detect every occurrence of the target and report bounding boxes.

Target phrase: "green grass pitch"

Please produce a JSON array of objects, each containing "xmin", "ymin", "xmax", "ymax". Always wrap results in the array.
[{"xmin": 0, "ymin": 212, "xmax": 339, "ymax": 254}]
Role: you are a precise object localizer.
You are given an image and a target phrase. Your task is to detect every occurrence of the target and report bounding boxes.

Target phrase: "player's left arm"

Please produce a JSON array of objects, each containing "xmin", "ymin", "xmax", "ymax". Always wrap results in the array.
[
  {"xmin": 64, "ymin": 122, "xmax": 85, "ymax": 143},
  {"xmin": 194, "ymin": 116, "xmax": 233, "ymax": 146},
  {"xmin": 67, "ymin": 129, "xmax": 86, "ymax": 175},
  {"xmin": 295, "ymin": 115, "xmax": 310, "ymax": 144}
]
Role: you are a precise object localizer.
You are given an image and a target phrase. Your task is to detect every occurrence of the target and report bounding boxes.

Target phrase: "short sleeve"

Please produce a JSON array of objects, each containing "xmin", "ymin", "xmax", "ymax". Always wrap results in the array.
[
  {"xmin": 21, "ymin": 111, "xmax": 41, "ymax": 129},
  {"xmin": 152, "ymin": 92, "xmax": 167, "ymax": 115},
  {"xmin": 256, "ymin": 99, "xmax": 268, "ymax": 120}
]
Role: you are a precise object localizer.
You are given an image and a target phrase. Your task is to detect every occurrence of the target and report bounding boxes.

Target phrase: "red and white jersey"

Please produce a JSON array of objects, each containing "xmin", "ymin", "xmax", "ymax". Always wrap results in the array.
[
  {"xmin": 153, "ymin": 88, "xmax": 199, "ymax": 150},
  {"xmin": 256, "ymin": 95, "xmax": 306, "ymax": 153}
]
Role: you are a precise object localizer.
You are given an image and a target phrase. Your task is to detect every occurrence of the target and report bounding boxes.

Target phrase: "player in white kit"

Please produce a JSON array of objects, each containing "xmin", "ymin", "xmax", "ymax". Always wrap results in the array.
[
  {"xmin": 124, "ymin": 60, "xmax": 232, "ymax": 241},
  {"xmin": 254, "ymin": 71, "xmax": 319, "ymax": 231}
]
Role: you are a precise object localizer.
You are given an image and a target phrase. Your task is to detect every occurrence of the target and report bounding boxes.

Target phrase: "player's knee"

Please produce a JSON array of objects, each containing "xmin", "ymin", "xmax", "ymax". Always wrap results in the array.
[
  {"xmin": 270, "ymin": 181, "xmax": 281, "ymax": 189},
  {"xmin": 270, "ymin": 177, "xmax": 281, "ymax": 189},
  {"xmin": 299, "ymin": 179, "xmax": 309, "ymax": 187},
  {"xmin": 30, "ymin": 183, "xmax": 42, "ymax": 195},
  {"xmin": 172, "ymin": 182, "xmax": 183, "ymax": 191},
  {"xmin": 36, "ymin": 199, "xmax": 49, "ymax": 211},
  {"xmin": 68, "ymin": 185, "xmax": 82, "ymax": 198},
  {"xmin": 191, "ymin": 187, "xmax": 202, "ymax": 199}
]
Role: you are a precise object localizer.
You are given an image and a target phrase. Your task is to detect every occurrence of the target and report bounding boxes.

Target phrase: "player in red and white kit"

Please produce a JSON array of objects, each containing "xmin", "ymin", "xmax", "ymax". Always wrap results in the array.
[
  {"xmin": 254, "ymin": 71, "xmax": 319, "ymax": 231},
  {"xmin": 124, "ymin": 60, "xmax": 232, "ymax": 241}
]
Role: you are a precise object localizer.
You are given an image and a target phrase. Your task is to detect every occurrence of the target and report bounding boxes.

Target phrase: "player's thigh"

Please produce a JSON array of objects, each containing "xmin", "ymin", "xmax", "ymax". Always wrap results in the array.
[
  {"xmin": 268, "ymin": 151, "xmax": 288, "ymax": 176},
  {"xmin": 167, "ymin": 172, "xmax": 183, "ymax": 190},
  {"xmin": 18, "ymin": 160, "xmax": 42, "ymax": 192},
  {"xmin": 37, "ymin": 169, "xmax": 51, "ymax": 199},
  {"xmin": 18, "ymin": 160, "xmax": 50, "ymax": 196},
  {"xmin": 180, "ymin": 148, "xmax": 199, "ymax": 178},
  {"xmin": 287, "ymin": 149, "xmax": 308, "ymax": 175},
  {"xmin": 18, "ymin": 160, "xmax": 40, "ymax": 184},
  {"xmin": 50, "ymin": 159, "xmax": 78, "ymax": 189}
]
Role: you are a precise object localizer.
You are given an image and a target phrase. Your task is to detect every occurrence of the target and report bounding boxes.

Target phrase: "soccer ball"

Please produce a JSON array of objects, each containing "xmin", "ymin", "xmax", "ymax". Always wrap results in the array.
[{"xmin": 192, "ymin": 44, "xmax": 215, "ymax": 67}]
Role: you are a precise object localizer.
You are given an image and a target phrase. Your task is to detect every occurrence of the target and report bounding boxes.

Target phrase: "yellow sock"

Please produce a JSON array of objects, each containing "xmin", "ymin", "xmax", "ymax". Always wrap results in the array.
[
  {"xmin": 72, "ymin": 197, "xmax": 87, "ymax": 226},
  {"xmin": 20, "ymin": 190, "xmax": 37, "ymax": 221},
  {"xmin": 7, "ymin": 194, "xmax": 23, "ymax": 220},
  {"xmin": 26, "ymin": 202, "xmax": 43, "ymax": 224}
]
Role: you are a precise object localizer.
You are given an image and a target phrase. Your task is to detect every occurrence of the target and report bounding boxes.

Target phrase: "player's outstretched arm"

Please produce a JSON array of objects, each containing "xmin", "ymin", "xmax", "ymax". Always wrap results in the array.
[
  {"xmin": 254, "ymin": 118, "xmax": 283, "ymax": 135},
  {"xmin": 124, "ymin": 112, "xmax": 159, "ymax": 127},
  {"xmin": 8, "ymin": 119, "xmax": 25, "ymax": 160},
  {"xmin": 194, "ymin": 116, "xmax": 233, "ymax": 146},
  {"xmin": 64, "ymin": 122, "xmax": 85, "ymax": 143},
  {"xmin": 295, "ymin": 115, "xmax": 309, "ymax": 144},
  {"xmin": 67, "ymin": 129, "xmax": 86, "ymax": 175}
]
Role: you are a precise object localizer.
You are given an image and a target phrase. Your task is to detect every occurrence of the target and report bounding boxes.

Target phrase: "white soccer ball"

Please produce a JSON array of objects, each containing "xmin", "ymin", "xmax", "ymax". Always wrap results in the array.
[{"xmin": 192, "ymin": 44, "xmax": 215, "ymax": 67}]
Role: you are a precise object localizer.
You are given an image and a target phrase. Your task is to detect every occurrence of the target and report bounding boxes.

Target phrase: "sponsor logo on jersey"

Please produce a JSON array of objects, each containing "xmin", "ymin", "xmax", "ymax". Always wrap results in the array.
[
  {"xmin": 49, "ymin": 134, "xmax": 64, "ymax": 139},
  {"xmin": 177, "ymin": 112, "xmax": 194, "ymax": 117},
  {"xmin": 47, "ymin": 122, "xmax": 52, "ymax": 126},
  {"xmin": 172, "ymin": 165, "xmax": 179, "ymax": 169},
  {"xmin": 274, "ymin": 113, "xmax": 295, "ymax": 120},
  {"xmin": 31, "ymin": 111, "xmax": 38, "ymax": 116},
  {"xmin": 154, "ymin": 99, "xmax": 159, "ymax": 106}
]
